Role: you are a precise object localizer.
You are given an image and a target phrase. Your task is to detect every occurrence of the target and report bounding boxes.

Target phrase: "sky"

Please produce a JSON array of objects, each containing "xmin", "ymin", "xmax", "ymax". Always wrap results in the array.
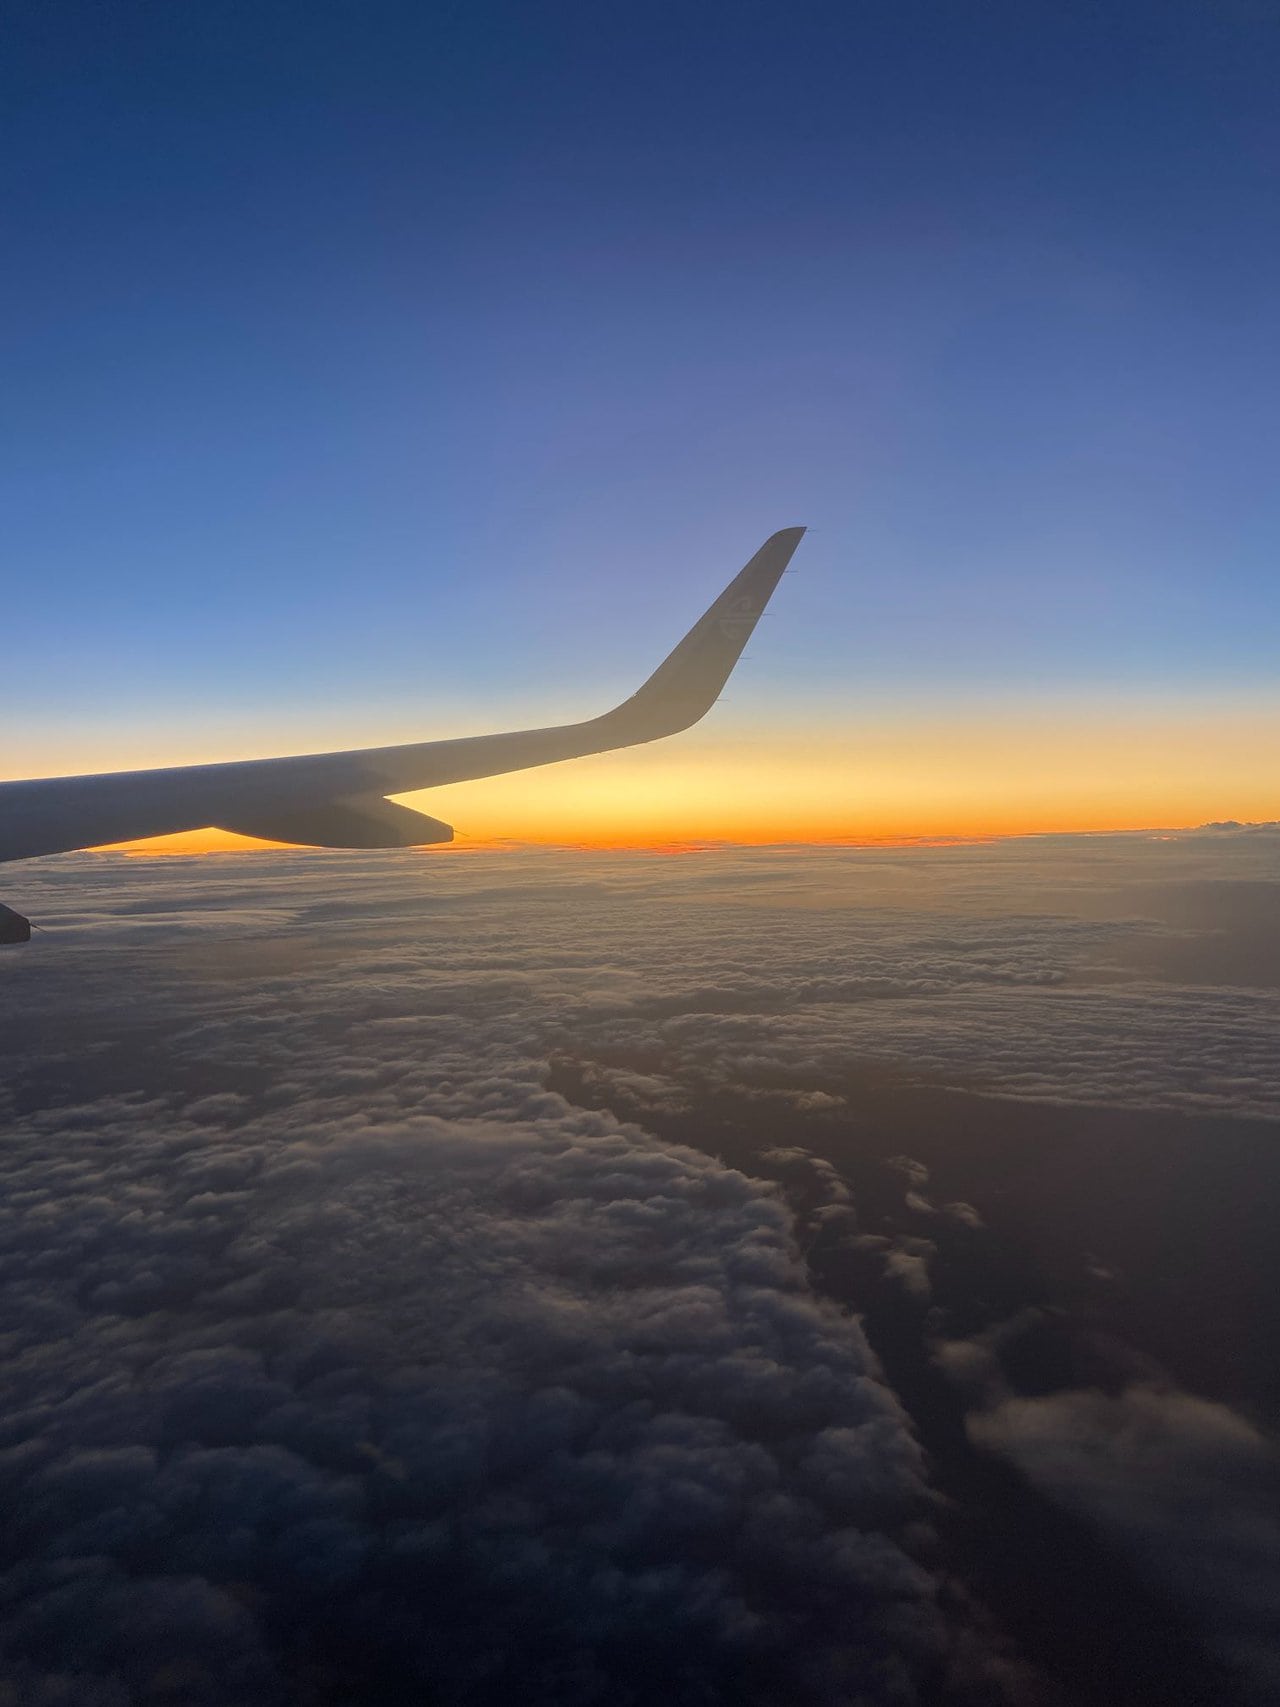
[{"xmin": 4, "ymin": 0, "xmax": 1278, "ymax": 843}]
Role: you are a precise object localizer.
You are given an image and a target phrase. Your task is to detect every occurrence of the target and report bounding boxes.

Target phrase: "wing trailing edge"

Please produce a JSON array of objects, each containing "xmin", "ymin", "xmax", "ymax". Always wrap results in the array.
[{"xmin": 215, "ymin": 796, "xmax": 452, "ymax": 849}]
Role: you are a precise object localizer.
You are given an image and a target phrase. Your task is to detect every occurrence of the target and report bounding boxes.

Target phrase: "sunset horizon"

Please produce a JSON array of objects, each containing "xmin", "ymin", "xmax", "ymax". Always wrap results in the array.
[{"xmin": 4, "ymin": 4, "xmax": 1277, "ymax": 1703}]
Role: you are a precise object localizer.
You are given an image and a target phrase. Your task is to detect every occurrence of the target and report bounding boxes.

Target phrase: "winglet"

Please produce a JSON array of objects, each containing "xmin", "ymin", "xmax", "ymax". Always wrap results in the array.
[{"xmin": 598, "ymin": 526, "xmax": 805, "ymax": 742}]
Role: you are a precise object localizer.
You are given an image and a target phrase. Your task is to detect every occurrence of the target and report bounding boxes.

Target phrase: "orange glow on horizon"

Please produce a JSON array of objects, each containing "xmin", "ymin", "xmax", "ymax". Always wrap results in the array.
[
  {"xmin": 93, "ymin": 813, "xmax": 1259, "ymax": 859},
  {"xmin": 88, "ymin": 704, "xmax": 1280, "ymax": 858}
]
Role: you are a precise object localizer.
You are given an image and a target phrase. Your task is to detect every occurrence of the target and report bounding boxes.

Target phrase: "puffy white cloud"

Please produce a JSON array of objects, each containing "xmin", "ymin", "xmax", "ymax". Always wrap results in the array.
[
  {"xmin": 930, "ymin": 1300, "xmax": 1280, "ymax": 1706},
  {"xmin": 968, "ymin": 1384, "xmax": 1280, "ymax": 1705}
]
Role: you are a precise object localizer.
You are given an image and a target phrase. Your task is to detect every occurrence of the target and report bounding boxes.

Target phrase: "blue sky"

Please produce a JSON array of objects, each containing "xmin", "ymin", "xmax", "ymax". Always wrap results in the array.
[{"xmin": 4, "ymin": 0, "xmax": 1278, "ymax": 780}]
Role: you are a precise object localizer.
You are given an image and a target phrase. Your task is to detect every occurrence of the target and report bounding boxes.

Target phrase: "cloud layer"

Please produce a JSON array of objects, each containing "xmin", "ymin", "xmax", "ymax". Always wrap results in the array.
[
  {"xmin": 0, "ymin": 849, "xmax": 984, "ymax": 1705},
  {"xmin": 3, "ymin": 829, "xmax": 1278, "ymax": 1702}
]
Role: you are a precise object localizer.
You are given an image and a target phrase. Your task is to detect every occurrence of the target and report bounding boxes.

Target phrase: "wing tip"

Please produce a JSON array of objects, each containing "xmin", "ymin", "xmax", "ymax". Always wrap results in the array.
[
  {"xmin": 739, "ymin": 525, "xmax": 806, "ymax": 593},
  {"xmin": 754, "ymin": 525, "xmax": 807, "ymax": 570}
]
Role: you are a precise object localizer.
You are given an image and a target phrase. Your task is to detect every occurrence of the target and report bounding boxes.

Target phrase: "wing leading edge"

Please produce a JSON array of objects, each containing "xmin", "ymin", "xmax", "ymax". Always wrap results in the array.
[{"xmin": 0, "ymin": 527, "xmax": 804, "ymax": 863}]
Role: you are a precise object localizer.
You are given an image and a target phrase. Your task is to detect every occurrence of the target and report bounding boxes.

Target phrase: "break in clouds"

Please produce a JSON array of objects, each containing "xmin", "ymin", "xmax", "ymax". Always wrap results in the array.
[{"xmin": 2, "ymin": 829, "xmax": 1278, "ymax": 1704}]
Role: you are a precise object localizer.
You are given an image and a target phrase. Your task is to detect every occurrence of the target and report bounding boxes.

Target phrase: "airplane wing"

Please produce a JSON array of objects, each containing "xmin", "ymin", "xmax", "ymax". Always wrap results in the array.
[{"xmin": 0, "ymin": 527, "xmax": 804, "ymax": 865}]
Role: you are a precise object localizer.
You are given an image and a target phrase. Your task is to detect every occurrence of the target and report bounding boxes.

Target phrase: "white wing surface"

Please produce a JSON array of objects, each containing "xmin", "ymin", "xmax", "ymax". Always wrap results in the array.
[{"xmin": 0, "ymin": 528, "xmax": 804, "ymax": 864}]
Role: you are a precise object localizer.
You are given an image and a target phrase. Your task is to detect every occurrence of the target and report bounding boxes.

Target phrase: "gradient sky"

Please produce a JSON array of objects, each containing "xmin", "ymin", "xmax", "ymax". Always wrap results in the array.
[{"xmin": 4, "ymin": 0, "xmax": 1277, "ymax": 842}]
